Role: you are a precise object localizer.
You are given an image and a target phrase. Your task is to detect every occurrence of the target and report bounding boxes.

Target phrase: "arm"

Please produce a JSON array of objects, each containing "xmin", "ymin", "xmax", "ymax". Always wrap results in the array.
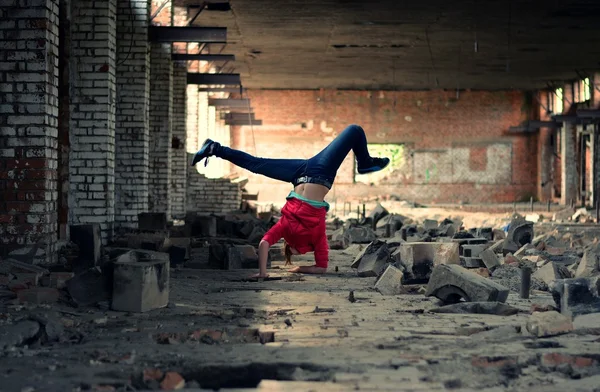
[{"xmin": 257, "ymin": 240, "xmax": 270, "ymax": 277}]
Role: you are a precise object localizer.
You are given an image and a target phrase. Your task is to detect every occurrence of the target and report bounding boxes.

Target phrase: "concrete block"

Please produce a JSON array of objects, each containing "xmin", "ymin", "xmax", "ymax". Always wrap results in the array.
[
  {"xmin": 423, "ymin": 219, "xmax": 438, "ymax": 230},
  {"xmin": 460, "ymin": 256, "xmax": 485, "ymax": 268},
  {"xmin": 374, "ymin": 265, "xmax": 404, "ymax": 295},
  {"xmin": 462, "ymin": 244, "xmax": 488, "ymax": 258},
  {"xmin": 123, "ymin": 233, "xmax": 170, "ymax": 252},
  {"xmin": 185, "ymin": 213, "xmax": 217, "ymax": 237},
  {"xmin": 533, "ymin": 262, "xmax": 571, "ymax": 286},
  {"xmin": 526, "ymin": 311, "xmax": 573, "ymax": 338},
  {"xmin": 353, "ymin": 240, "xmax": 390, "ymax": 277},
  {"xmin": 514, "ymin": 243, "xmax": 536, "ymax": 258},
  {"xmin": 69, "ymin": 224, "xmax": 101, "ymax": 268},
  {"xmin": 66, "ymin": 266, "xmax": 112, "ymax": 306},
  {"xmin": 392, "ymin": 242, "xmax": 460, "ymax": 282},
  {"xmin": 367, "ymin": 202, "xmax": 389, "ymax": 226},
  {"xmin": 475, "ymin": 227, "xmax": 494, "ymax": 241},
  {"xmin": 269, "ymin": 244, "xmax": 285, "ymax": 262},
  {"xmin": 575, "ymin": 244, "xmax": 600, "ymax": 278},
  {"xmin": 168, "ymin": 238, "xmax": 191, "ymax": 259},
  {"xmin": 425, "ymin": 264, "xmax": 510, "ymax": 304},
  {"xmin": 112, "ymin": 257, "xmax": 170, "ymax": 313},
  {"xmin": 492, "ymin": 229, "xmax": 506, "ymax": 241},
  {"xmin": 138, "ymin": 212, "xmax": 167, "ymax": 231},
  {"xmin": 550, "ymin": 277, "xmax": 600, "ymax": 317},
  {"xmin": 480, "ymin": 248, "xmax": 501, "ymax": 271},
  {"xmin": 345, "ymin": 226, "xmax": 377, "ymax": 244},
  {"xmin": 226, "ymin": 245, "xmax": 258, "ymax": 270},
  {"xmin": 503, "ymin": 218, "xmax": 534, "ymax": 255}
]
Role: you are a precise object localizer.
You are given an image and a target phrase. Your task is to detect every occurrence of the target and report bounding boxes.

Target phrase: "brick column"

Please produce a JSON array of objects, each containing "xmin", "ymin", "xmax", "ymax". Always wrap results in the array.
[
  {"xmin": 186, "ymin": 85, "xmax": 199, "ymax": 153},
  {"xmin": 171, "ymin": 62, "xmax": 187, "ymax": 218},
  {"xmin": 115, "ymin": 0, "xmax": 150, "ymax": 228},
  {"xmin": 560, "ymin": 84, "xmax": 578, "ymax": 205},
  {"xmin": 0, "ymin": 0, "xmax": 60, "ymax": 263},
  {"xmin": 69, "ymin": 0, "xmax": 117, "ymax": 243},
  {"xmin": 537, "ymin": 91, "xmax": 553, "ymax": 202},
  {"xmin": 148, "ymin": 42, "xmax": 173, "ymax": 217}
]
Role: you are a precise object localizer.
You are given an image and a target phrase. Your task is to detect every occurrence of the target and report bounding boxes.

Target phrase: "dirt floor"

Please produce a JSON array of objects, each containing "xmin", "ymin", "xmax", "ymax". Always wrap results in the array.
[{"xmin": 1, "ymin": 205, "xmax": 600, "ymax": 392}]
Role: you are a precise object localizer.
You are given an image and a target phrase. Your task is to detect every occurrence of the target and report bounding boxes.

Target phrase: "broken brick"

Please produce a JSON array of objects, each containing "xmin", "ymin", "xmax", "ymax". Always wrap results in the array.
[
  {"xmin": 374, "ymin": 265, "xmax": 404, "ymax": 295},
  {"xmin": 526, "ymin": 311, "xmax": 573, "ymax": 337},
  {"xmin": 160, "ymin": 372, "xmax": 185, "ymax": 390},
  {"xmin": 541, "ymin": 353, "xmax": 597, "ymax": 368}
]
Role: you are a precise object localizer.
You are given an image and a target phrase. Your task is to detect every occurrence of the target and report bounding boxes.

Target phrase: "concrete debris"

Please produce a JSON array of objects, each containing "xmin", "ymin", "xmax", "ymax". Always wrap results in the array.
[
  {"xmin": 374, "ymin": 265, "xmax": 404, "ymax": 295},
  {"xmin": 460, "ymin": 256, "xmax": 485, "ymax": 268},
  {"xmin": 462, "ymin": 244, "xmax": 489, "ymax": 258},
  {"xmin": 0, "ymin": 320, "xmax": 40, "ymax": 350},
  {"xmin": 492, "ymin": 229, "xmax": 506, "ymax": 241},
  {"xmin": 480, "ymin": 248, "xmax": 501, "ymax": 271},
  {"xmin": 487, "ymin": 240, "xmax": 504, "ymax": 254},
  {"xmin": 185, "ymin": 213, "xmax": 218, "ymax": 237},
  {"xmin": 430, "ymin": 302, "xmax": 520, "ymax": 316},
  {"xmin": 112, "ymin": 255, "xmax": 170, "ymax": 313},
  {"xmin": 138, "ymin": 212, "xmax": 168, "ymax": 231},
  {"xmin": 367, "ymin": 202, "xmax": 389, "ymax": 226},
  {"xmin": 17, "ymin": 287, "xmax": 60, "ymax": 304},
  {"xmin": 376, "ymin": 214, "xmax": 405, "ymax": 231},
  {"xmin": 503, "ymin": 218, "xmax": 534, "ymax": 255},
  {"xmin": 226, "ymin": 245, "xmax": 258, "ymax": 270},
  {"xmin": 572, "ymin": 208, "xmax": 592, "ymax": 223},
  {"xmin": 533, "ymin": 262, "xmax": 572, "ymax": 286},
  {"xmin": 0, "ymin": 258, "xmax": 49, "ymax": 277},
  {"xmin": 118, "ymin": 232, "xmax": 170, "ymax": 253},
  {"xmin": 553, "ymin": 207, "xmax": 576, "ymax": 222},
  {"xmin": 425, "ymin": 264, "xmax": 510, "ymax": 304},
  {"xmin": 352, "ymin": 240, "xmax": 391, "ymax": 277},
  {"xmin": 491, "ymin": 264, "xmax": 548, "ymax": 292},
  {"xmin": 66, "ymin": 266, "xmax": 112, "ymax": 306},
  {"xmin": 342, "ymin": 244, "xmax": 363, "ymax": 257},
  {"xmin": 475, "ymin": 227, "xmax": 494, "ymax": 241},
  {"xmin": 345, "ymin": 226, "xmax": 377, "ymax": 244},
  {"xmin": 575, "ymin": 243, "xmax": 600, "ymax": 278},
  {"xmin": 392, "ymin": 242, "xmax": 460, "ymax": 282},
  {"xmin": 514, "ymin": 243, "xmax": 536, "ymax": 258},
  {"xmin": 6, "ymin": 240, "xmax": 45, "ymax": 264},
  {"xmin": 550, "ymin": 277, "xmax": 600, "ymax": 317},
  {"xmin": 526, "ymin": 311, "xmax": 573, "ymax": 338},
  {"xmin": 573, "ymin": 313, "xmax": 600, "ymax": 330}
]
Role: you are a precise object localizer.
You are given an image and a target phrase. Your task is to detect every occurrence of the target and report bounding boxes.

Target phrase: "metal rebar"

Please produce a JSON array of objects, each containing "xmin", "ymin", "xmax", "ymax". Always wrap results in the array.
[
  {"xmin": 400, "ymin": 227, "xmax": 407, "ymax": 241},
  {"xmin": 356, "ymin": 206, "xmax": 360, "ymax": 219},
  {"xmin": 547, "ymin": 199, "xmax": 551, "ymax": 212},
  {"xmin": 530, "ymin": 197, "xmax": 534, "ymax": 212},
  {"xmin": 520, "ymin": 267, "xmax": 531, "ymax": 299},
  {"xmin": 362, "ymin": 203, "xmax": 366, "ymax": 219},
  {"xmin": 385, "ymin": 223, "xmax": 392, "ymax": 237}
]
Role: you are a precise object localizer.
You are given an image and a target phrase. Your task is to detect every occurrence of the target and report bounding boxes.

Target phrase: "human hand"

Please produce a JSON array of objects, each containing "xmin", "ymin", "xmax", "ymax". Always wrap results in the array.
[{"xmin": 287, "ymin": 266, "xmax": 300, "ymax": 273}]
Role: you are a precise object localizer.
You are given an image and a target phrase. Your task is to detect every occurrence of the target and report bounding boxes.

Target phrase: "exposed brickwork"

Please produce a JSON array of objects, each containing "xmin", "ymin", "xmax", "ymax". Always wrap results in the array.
[
  {"xmin": 148, "ymin": 42, "xmax": 172, "ymax": 218},
  {"xmin": 231, "ymin": 89, "xmax": 537, "ymax": 204},
  {"xmin": 0, "ymin": 0, "xmax": 60, "ymax": 263},
  {"xmin": 186, "ymin": 86, "xmax": 198, "ymax": 153},
  {"xmin": 561, "ymin": 83, "xmax": 578, "ymax": 205},
  {"xmin": 186, "ymin": 166, "xmax": 242, "ymax": 213},
  {"xmin": 69, "ymin": 0, "xmax": 117, "ymax": 243},
  {"xmin": 537, "ymin": 92, "xmax": 554, "ymax": 201},
  {"xmin": 171, "ymin": 62, "xmax": 187, "ymax": 218},
  {"xmin": 115, "ymin": 0, "xmax": 150, "ymax": 228}
]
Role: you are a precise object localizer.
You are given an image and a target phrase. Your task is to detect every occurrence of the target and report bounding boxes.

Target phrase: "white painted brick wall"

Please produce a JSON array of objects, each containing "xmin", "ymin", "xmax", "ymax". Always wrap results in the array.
[
  {"xmin": 69, "ymin": 0, "xmax": 117, "ymax": 244},
  {"xmin": 171, "ymin": 62, "xmax": 187, "ymax": 218},
  {"xmin": 149, "ymin": 42, "xmax": 173, "ymax": 218},
  {"xmin": 115, "ymin": 0, "xmax": 150, "ymax": 228},
  {"xmin": 0, "ymin": 0, "xmax": 60, "ymax": 264},
  {"xmin": 186, "ymin": 85, "xmax": 199, "ymax": 153}
]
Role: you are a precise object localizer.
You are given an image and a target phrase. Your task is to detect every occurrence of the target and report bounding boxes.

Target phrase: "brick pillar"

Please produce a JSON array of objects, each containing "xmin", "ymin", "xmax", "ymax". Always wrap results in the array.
[
  {"xmin": 69, "ymin": 0, "xmax": 117, "ymax": 243},
  {"xmin": 186, "ymin": 85, "xmax": 198, "ymax": 153},
  {"xmin": 0, "ymin": 0, "xmax": 60, "ymax": 263},
  {"xmin": 148, "ymin": 42, "xmax": 172, "ymax": 217},
  {"xmin": 115, "ymin": 0, "xmax": 150, "ymax": 229},
  {"xmin": 171, "ymin": 62, "xmax": 187, "ymax": 218},
  {"xmin": 537, "ymin": 91, "xmax": 553, "ymax": 202},
  {"xmin": 560, "ymin": 83, "xmax": 578, "ymax": 205}
]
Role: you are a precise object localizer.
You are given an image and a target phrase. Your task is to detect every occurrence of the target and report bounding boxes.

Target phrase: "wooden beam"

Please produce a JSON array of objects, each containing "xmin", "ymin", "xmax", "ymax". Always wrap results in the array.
[
  {"xmin": 187, "ymin": 73, "xmax": 240, "ymax": 85},
  {"xmin": 148, "ymin": 26, "xmax": 226, "ymax": 43},
  {"xmin": 209, "ymin": 98, "xmax": 251, "ymax": 108},
  {"xmin": 172, "ymin": 54, "xmax": 235, "ymax": 62}
]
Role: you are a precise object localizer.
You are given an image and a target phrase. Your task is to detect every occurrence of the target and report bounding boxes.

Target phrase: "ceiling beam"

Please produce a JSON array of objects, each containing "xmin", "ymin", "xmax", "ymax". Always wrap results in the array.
[
  {"xmin": 577, "ymin": 109, "xmax": 600, "ymax": 118},
  {"xmin": 198, "ymin": 87, "xmax": 246, "ymax": 93},
  {"xmin": 225, "ymin": 119, "xmax": 263, "ymax": 126},
  {"xmin": 209, "ymin": 98, "xmax": 251, "ymax": 108},
  {"xmin": 187, "ymin": 73, "xmax": 241, "ymax": 85},
  {"xmin": 148, "ymin": 26, "xmax": 226, "ymax": 43},
  {"xmin": 172, "ymin": 54, "xmax": 235, "ymax": 62}
]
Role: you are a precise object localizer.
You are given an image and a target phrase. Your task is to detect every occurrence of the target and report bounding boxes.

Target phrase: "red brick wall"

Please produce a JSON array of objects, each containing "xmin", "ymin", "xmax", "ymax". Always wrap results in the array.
[{"xmin": 229, "ymin": 89, "xmax": 538, "ymax": 204}]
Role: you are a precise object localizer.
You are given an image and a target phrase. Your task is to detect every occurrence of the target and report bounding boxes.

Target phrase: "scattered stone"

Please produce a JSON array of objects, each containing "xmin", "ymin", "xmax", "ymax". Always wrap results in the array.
[
  {"xmin": 374, "ymin": 265, "xmax": 404, "ymax": 295},
  {"xmin": 348, "ymin": 290, "xmax": 356, "ymax": 303},
  {"xmin": 575, "ymin": 243, "xmax": 600, "ymax": 278},
  {"xmin": 553, "ymin": 207, "xmax": 576, "ymax": 222},
  {"xmin": 18, "ymin": 287, "xmax": 60, "ymax": 304},
  {"xmin": 423, "ymin": 219, "xmax": 438, "ymax": 230},
  {"xmin": 550, "ymin": 277, "xmax": 600, "ymax": 317},
  {"xmin": 0, "ymin": 259, "xmax": 48, "ymax": 277},
  {"xmin": 492, "ymin": 229, "xmax": 506, "ymax": 241},
  {"xmin": 430, "ymin": 302, "xmax": 519, "ymax": 315},
  {"xmin": 46, "ymin": 272, "xmax": 74, "ymax": 289},
  {"xmin": 352, "ymin": 240, "xmax": 390, "ymax": 277},
  {"xmin": 342, "ymin": 244, "xmax": 363, "ymax": 257},
  {"xmin": 514, "ymin": 243, "xmax": 535, "ymax": 258},
  {"xmin": 112, "ymin": 256, "xmax": 170, "ymax": 313},
  {"xmin": 504, "ymin": 253, "xmax": 520, "ymax": 265},
  {"xmin": 462, "ymin": 244, "xmax": 488, "ymax": 258},
  {"xmin": 392, "ymin": 242, "xmax": 460, "ymax": 282},
  {"xmin": 472, "ymin": 267, "xmax": 490, "ymax": 278},
  {"xmin": 367, "ymin": 203, "xmax": 389, "ymax": 226},
  {"xmin": 69, "ymin": 224, "xmax": 102, "ymax": 268},
  {"xmin": 284, "ymin": 319, "xmax": 292, "ymax": 327},
  {"xmin": 526, "ymin": 311, "xmax": 573, "ymax": 337},
  {"xmin": 138, "ymin": 212, "xmax": 167, "ymax": 231},
  {"xmin": 0, "ymin": 320, "xmax": 40, "ymax": 349},
  {"xmin": 480, "ymin": 248, "xmax": 501, "ymax": 271},
  {"xmin": 247, "ymin": 226, "xmax": 267, "ymax": 244},
  {"xmin": 503, "ymin": 218, "xmax": 534, "ymax": 255},
  {"xmin": 345, "ymin": 226, "xmax": 377, "ymax": 244},
  {"xmin": 488, "ymin": 240, "xmax": 504, "ymax": 254},
  {"xmin": 185, "ymin": 213, "xmax": 217, "ymax": 237},
  {"xmin": 425, "ymin": 264, "xmax": 510, "ymax": 304},
  {"xmin": 123, "ymin": 232, "xmax": 170, "ymax": 252},
  {"xmin": 533, "ymin": 262, "xmax": 571, "ymax": 286},
  {"xmin": 470, "ymin": 325, "xmax": 522, "ymax": 341},
  {"xmin": 530, "ymin": 303, "xmax": 557, "ymax": 313},
  {"xmin": 460, "ymin": 256, "xmax": 485, "ymax": 268},
  {"xmin": 491, "ymin": 264, "xmax": 548, "ymax": 293}
]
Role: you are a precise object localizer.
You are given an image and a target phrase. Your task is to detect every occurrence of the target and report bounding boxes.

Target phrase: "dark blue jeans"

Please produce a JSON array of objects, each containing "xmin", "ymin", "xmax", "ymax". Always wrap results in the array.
[{"xmin": 214, "ymin": 124, "xmax": 372, "ymax": 188}]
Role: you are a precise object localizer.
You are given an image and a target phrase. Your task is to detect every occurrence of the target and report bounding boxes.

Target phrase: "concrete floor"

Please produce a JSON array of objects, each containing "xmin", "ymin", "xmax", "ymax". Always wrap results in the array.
[{"xmin": 2, "ymin": 249, "xmax": 600, "ymax": 391}]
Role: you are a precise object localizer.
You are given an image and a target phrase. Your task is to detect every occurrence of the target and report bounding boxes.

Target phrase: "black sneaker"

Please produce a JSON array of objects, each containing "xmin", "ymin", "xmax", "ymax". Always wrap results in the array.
[
  {"xmin": 357, "ymin": 157, "xmax": 390, "ymax": 174},
  {"xmin": 191, "ymin": 139, "xmax": 216, "ymax": 166}
]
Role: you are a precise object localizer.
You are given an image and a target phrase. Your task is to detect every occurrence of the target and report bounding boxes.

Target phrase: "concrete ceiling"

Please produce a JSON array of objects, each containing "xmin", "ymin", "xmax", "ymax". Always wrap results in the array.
[{"xmin": 183, "ymin": 0, "xmax": 600, "ymax": 90}]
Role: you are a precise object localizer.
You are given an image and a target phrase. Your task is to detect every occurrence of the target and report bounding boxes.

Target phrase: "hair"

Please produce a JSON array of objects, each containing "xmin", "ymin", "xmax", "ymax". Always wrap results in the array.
[{"xmin": 284, "ymin": 241, "xmax": 293, "ymax": 266}]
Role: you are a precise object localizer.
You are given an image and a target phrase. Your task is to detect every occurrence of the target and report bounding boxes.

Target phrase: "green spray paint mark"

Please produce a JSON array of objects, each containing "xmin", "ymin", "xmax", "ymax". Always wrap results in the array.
[{"xmin": 425, "ymin": 169, "xmax": 430, "ymax": 183}]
